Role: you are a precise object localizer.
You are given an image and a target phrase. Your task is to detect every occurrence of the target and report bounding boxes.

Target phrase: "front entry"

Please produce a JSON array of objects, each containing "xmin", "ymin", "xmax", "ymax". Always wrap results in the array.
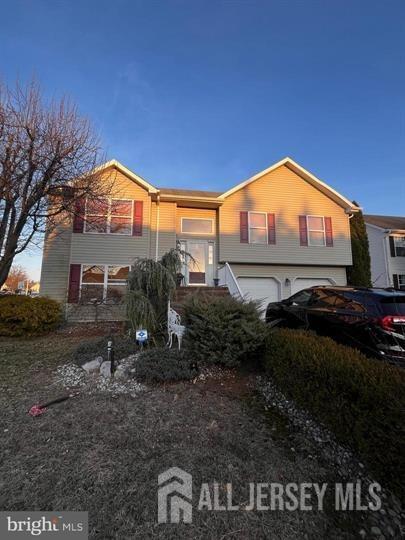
[{"xmin": 180, "ymin": 240, "xmax": 214, "ymax": 286}]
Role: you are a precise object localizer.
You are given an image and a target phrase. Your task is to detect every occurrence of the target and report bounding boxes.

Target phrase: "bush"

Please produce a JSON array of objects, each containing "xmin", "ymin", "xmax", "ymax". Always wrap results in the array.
[
  {"xmin": 183, "ymin": 294, "xmax": 266, "ymax": 368},
  {"xmin": 263, "ymin": 329, "xmax": 405, "ymax": 501},
  {"xmin": 134, "ymin": 347, "xmax": 198, "ymax": 383},
  {"xmin": 0, "ymin": 295, "xmax": 62, "ymax": 336},
  {"xmin": 73, "ymin": 335, "xmax": 136, "ymax": 364}
]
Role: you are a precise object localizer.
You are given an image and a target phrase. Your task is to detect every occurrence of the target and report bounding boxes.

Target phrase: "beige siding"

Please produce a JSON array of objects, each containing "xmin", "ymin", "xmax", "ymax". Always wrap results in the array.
[
  {"xmin": 70, "ymin": 169, "xmax": 151, "ymax": 265},
  {"xmin": 230, "ymin": 264, "xmax": 347, "ymax": 299},
  {"xmin": 388, "ymin": 235, "xmax": 405, "ymax": 282},
  {"xmin": 39, "ymin": 213, "xmax": 72, "ymax": 303},
  {"xmin": 219, "ymin": 165, "xmax": 352, "ymax": 266},
  {"xmin": 150, "ymin": 201, "xmax": 177, "ymax": 259},
  {"xmin": 366, "ymin": 225, "xmax": 390, "ymax": 287},
  {"xmin": 176, "ymin": 207, "xmax": 217, "ymax": 239}
]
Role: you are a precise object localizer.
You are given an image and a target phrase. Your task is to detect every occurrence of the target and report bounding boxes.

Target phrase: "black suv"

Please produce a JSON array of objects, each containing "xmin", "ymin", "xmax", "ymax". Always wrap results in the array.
[{"xmin": 266, "ymin": 286, "xmax": 405, "ymax": 365}]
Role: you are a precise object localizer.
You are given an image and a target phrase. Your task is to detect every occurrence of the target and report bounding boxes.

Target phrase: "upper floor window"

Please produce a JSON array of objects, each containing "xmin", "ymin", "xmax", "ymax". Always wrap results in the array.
[
  {"xmin": 394, "ymin": 236, "xmax": 405, "ymax": 257},
  {"xmin": 249, "ymin": 212, "xmax": 267, "ymax": 244},
  {"xmin": 181, "ymin": 218, "xmax": 213, "ymax": 234},
  {"xmin": 307, "ymin": 216, "xmax": 326, "ymax": 246},
  {"xmin": 85, "ymin": 198, "xmax": 133, "ymax": 235}
]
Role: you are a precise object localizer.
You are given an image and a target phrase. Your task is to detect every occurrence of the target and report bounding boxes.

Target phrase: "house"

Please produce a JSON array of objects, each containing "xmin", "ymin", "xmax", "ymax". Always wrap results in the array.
[
  {"xmin": 39, "ymin": 157, "xmax": 359, "ymax": 319},
  {"xmin": 364, "ymin": 214, "xmax": 405, "ymax": 290}
]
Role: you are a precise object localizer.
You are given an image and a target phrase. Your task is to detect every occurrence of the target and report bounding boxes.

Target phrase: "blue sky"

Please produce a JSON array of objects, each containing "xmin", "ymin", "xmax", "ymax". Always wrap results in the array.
[{"xmin": 2, "ymin": 0, "xmax": 404, "ymax": 279}]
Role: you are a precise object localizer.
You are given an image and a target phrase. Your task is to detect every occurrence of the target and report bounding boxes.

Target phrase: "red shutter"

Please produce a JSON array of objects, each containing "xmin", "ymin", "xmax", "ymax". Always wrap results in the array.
[
  {"xmin": 67, "ymin": 264, "xmax": 81, "ymax": 303},
  {"xmin": 133, "ymin": 201, "xmax": 143, "ymax": 236},
  {"xmin": 299, "ymin": 216, "xmax": 308, "ymax": 246},
  {"xmin": 324, "ymin": 217, "xmax": 333, "ymax": 247},
  {"xmin": 240, "ymin": 212, "xmax": 248, "ymax": 243},
  {"xmin": 72, "ymin": 198, "xmax": 85, "ymax": 233},
  {"xmin": 267, "ymin": 213, "xmax": 276, "ymax": 244}
]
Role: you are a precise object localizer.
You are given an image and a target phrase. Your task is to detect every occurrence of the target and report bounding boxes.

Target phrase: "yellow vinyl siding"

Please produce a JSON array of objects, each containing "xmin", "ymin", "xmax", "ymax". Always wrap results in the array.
[
  {"xmin": 219, "ymin": 165, "xmax": 352, "ymax": 265},
  {"xmin": 39, "ymin": 212, "xmax": 72, "ymax": 302},
  {"xmin": 70, "ymin": 168, "xmax": 150, "ymax": 265},
  {"xmin": 176, "ymin": 207, "xmax": 217, "ymax": 238},
  {"xmin": 150, "ymin": 201, "xmax": 177, "ymax": 259}
]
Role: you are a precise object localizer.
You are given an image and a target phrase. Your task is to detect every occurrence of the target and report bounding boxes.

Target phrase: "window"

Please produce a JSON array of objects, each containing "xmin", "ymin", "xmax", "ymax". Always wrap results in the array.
[
  {"xmin": 287, "ymin": 289, "xmax": 313, "ymax": 306},
  {"xmin": 85, "ymin": 199, "xmax": 108, "ymax": 233},
  {"xmin": 310, "ymin": 289, "xmax": 339, "ymax": 308},
  {"xmin": 80, "ymin": 264, "xmax": 130, "ymax": 303},
  {"xmin": 335, "ymin": 292, "xmax": 366, "ymax": 312},
  {"xmin": 181, "ymin": 218, "xmax": 213, "ymax": 234},
  {"xmin": 307, "ymin": 216, "xmax": 326, "ymax": 246},
  {"xmin": 110, "ymin": 200, "xmax": 132, "ymax": 234},
  {"xmin": 85, "ymin": 198, "xmax": 133, "ymax": 235},
  {"xmin": 394, "ymin": 236, "xmax": 405, "ymax": 257},
  {"xmin": 249, "ymin": 212, "xmax": 267, "ymax": 244},
  {"xmin": 208, "ymin": 243, "xmax": 214, "ymax": 265},
  {"xmin": 107, "ymin": 265, "xmax": 130, "ymax": 302},
  {"xmin": 399, "ymin": 275, "xmax": 405, "ymax": 291}
]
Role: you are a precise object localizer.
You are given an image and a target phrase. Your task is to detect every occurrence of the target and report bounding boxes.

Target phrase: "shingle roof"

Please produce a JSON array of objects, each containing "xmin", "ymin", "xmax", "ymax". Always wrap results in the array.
[
  {"xmin": 157, "ymin": 187, "xmax": 222, "ymax": 198},
  {"xmin": 364, "ymin": 214, "xmax": 405, "ymax": 231}
]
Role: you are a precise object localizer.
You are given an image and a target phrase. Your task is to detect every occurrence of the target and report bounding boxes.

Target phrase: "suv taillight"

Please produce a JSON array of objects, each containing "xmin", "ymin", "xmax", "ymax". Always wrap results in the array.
[{"xmin": 378, "ymin": 315, "xmax": 405, "ymax": 331}]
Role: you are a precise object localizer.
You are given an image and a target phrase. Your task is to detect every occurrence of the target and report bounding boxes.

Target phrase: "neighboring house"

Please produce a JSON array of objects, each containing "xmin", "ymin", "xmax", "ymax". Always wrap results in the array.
[
  {"xmin": 365, "ymin": 214, "xmax": 405, "ymax": 290},
  {"xmin": 39, "ymin": 157, "xmax": 359, "ymax": 318}
]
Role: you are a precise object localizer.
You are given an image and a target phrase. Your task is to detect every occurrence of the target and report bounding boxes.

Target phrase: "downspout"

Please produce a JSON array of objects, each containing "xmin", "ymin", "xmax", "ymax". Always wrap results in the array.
[
  {"xmin": 155, "ymin": 191, "xmax": 160, "ymax": 262},
  {"xmin": 347, "ymin": 213, "xmax": 354, "ymax": 284}
]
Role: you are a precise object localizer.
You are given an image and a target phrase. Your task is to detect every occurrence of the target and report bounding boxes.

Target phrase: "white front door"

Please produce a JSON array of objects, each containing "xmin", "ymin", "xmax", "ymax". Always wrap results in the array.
[{"xmin": 181, "ymin": 241, "xmax": 214, "ymax": 286}]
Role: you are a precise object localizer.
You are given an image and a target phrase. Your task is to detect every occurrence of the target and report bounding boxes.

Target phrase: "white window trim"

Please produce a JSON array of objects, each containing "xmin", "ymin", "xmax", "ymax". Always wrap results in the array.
[
  {"xmin": 394, "ymin": 235, "xmax": 405, "ymax": 256},
  {"xmin": 399, "ymin": 274, "xmax": 405, "ymax": 289},
  {"xmin": 306, "ymin": 215, "xmax": 326, "ymax": 247},
  {"xmin": 248, "ymin": 211, "xmax": 268, "ymax": 244},
  {"xmin": 79, "ymin": 263, "xmax": 130, "ymax": 301},
  {"xmin": 180, "ymin": 217, "xmax": 214, "ymax": 235},
  {"xmin": 208, "ymin": 243, "xmax": 214, "ymax": 265},
  {"xmin": 84, "ymin": 198, "xmax": 134, "ymax": 235}
]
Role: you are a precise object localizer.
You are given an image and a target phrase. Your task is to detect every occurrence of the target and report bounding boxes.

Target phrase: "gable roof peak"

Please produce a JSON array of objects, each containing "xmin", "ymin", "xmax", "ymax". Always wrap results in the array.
[
  {"xmin": 219, "ymin": 156, "xmax": 359, "ymax": 212},
  {"xmin": 96, "ymin": 159, "xmax": 158, "ymax": 193}
]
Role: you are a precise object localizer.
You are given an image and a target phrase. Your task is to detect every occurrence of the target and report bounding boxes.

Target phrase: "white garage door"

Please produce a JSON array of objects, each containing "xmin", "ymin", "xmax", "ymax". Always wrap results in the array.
[
  {"xmin": 237, "ymin": 277, "xmax": 280, "ymax": 311},
  {"xmin": 292, "ymin": 278, "xmax": 334, "ymax": 295}
]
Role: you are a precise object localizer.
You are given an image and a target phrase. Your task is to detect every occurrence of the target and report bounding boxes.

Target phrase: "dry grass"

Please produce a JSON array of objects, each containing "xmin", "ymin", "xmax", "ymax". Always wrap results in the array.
[{"xmin": 0, "ymin": 334, "xmax": 375, "ymax": 538}]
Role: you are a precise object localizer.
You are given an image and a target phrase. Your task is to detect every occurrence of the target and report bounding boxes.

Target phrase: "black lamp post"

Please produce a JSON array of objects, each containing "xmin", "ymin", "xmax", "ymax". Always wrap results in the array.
[{"xmin": 107, "ymin": 338, "xmax": 115, "ymax": 376}]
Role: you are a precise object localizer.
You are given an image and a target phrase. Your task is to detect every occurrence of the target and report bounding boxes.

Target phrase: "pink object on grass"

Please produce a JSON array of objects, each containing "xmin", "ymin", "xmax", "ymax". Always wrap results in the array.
[{"xmin": 29, "ymin": 405, "xmax": 47, "ymax": 416}]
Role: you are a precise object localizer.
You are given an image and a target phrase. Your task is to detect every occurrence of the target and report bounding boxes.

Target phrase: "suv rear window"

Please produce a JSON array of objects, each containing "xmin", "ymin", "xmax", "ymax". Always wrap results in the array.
[{"xmin": 379, "ymin": 296, "xmax": 405, "ymax": 315}]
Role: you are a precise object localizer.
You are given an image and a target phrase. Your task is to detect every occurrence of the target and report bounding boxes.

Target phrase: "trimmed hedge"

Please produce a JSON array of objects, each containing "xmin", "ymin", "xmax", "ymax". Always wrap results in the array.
[
  {"xmin": 263, "ymin": 329, "xmax": 405, "ymax": 501},
  {"xmin": 183, "ymin": 294, "xmax": 266, "ymax": 368},
  {"xmin": 0, "ymin": 295, "xmax": 62, "ymax": 336},
  {"xmin": 135, "ymin": 347, "xmax": 198, "ymax": 383}
]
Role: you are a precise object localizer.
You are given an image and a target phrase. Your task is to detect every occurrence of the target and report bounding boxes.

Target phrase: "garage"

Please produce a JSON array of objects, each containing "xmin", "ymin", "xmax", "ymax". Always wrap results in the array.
[
  {"xmin": 237, "ymin": 277, "xmax": 280, "ymax": 311},
  {"xmin": 291, "ymin": 278, "xmax": 334, "ymax": 295}
]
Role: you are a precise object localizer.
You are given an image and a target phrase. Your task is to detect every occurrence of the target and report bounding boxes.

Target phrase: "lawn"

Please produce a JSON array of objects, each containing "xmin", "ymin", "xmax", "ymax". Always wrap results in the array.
[{"xmin": 0, "ymin": 332, "xmax": 395, "ymax": 539}]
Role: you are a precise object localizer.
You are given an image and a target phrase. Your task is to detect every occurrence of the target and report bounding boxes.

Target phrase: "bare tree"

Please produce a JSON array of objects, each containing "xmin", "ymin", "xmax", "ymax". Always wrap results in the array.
[{"xmin": 0, "ymin": 79, "xmax": 110, "ymax": 287}]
